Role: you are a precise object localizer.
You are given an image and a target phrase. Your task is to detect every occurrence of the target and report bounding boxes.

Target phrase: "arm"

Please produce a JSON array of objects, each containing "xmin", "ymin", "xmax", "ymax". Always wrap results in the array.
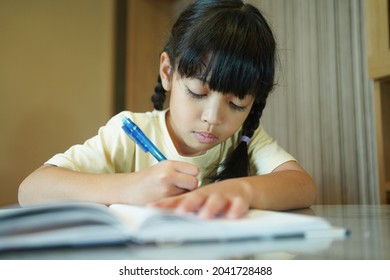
[
  {"xmin": 151, "ymin": 160, "xmax": 316, "ymax": 219},
  {"xmin": 18, "ymin": 161, "xmax": 199, "ymax": 207}
]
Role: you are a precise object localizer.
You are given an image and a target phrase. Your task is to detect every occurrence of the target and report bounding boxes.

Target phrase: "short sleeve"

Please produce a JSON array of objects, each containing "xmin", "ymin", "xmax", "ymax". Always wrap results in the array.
[
  {"xmin": 45, "ymin": 112, "xmax": 136, "ymax": 173},
  {"xmin": 248, "ymin": 126, "xmax": 296, "ymax": 175}
]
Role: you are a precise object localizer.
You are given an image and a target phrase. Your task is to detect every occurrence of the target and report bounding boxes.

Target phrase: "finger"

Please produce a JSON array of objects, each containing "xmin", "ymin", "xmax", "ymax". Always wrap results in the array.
[
  {"xmin": 165, "ymin": 161, "xmax": 199, "ymax": 176},
  {"xmin": 175, "ymin": 192, "xmax": 207, "ymax": 214},
  {"xmin": 171, "ymin": 173, "xmax": 199, "ymax": 191},
  {"xmin": 148, "ymin": 196, "xmax": 181, "ymax": 209},
  {"xmin": 156, "ymin": 161, "xmax": 199, "ymax": 191},
  {"xmin": 197, "ymin": 194, "xmax": 228, "ymax": 219},
  {"xmin": 225, "ymin": 196, "xmax": 248, "ymax": 219}
]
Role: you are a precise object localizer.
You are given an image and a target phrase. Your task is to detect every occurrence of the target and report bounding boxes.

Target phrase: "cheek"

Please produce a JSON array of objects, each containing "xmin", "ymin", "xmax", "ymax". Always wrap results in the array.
[
  {"xmin": 169, "ymin": 94, "xmax": 197, "ymax": 125},
  {"xmin": 226, "ymin": 113, "xmax": 250, "ymax": 133},
  {"xmin": 171, "ymin": 91, "xmax": 200, "ymax": 116}
]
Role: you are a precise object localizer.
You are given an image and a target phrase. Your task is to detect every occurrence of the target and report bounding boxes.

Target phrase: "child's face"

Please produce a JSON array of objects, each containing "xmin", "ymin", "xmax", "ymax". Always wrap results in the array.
[{"xmin": 167, "ymin": 72, "xmax": 254, "ymax": 156}]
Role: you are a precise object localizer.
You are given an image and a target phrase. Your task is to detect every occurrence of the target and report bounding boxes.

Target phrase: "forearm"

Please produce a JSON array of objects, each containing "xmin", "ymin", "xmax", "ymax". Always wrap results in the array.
[
  {"xmin": 240, "ymin": 170, "xmax": 316, "ymax": 211},
  {"xmin": 18, "ymin": 161, "xmax": 199, "ymax": 207},
  {"xmin": 18, "ymin": 165, "xmax": 133, "ymax": 206}
]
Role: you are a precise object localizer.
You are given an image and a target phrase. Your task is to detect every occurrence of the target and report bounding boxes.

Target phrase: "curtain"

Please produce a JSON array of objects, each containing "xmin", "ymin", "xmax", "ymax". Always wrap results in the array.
[{"xmin": 250, "ymin": 0, "xmax": 379, "ymax": 204}]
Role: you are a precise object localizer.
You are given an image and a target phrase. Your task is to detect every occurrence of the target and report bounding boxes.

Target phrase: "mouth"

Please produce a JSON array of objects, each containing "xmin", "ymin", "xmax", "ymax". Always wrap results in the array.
[{"xmin": 194, "ymin": 132, "xmax": 219, "ymax": 144}]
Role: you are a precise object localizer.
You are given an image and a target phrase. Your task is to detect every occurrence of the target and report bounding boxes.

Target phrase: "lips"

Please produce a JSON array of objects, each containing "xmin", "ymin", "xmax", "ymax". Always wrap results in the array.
[{"xmin": 194, "ymin": 132, "xmax": 219, "ymax": 144}]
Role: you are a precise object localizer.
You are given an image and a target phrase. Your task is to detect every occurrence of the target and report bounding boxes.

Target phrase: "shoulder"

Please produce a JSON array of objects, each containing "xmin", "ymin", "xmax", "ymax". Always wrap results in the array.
[
  {"xmin": 248, "ymin": 125, "xmax": 296, "ymax": 174},
  {"xmin": 106, "ymin": 110, "xmax": 167, "ymax": 127},
  {"xmin": 249, "ymin": 125, "xmax": 274, "ymax": 146},
  {"xmin": 248, "ymin": 125, "xmax": 288, "ymax": 158},
  {"xmin": 104, "ymin": 110, "xmax": 169, "ymax": 143}
]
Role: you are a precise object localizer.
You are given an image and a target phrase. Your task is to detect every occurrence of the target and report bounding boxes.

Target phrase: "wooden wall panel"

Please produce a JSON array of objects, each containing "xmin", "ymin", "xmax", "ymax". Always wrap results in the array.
[
  {"xmin": 366, "ymin": 0, "xmax": 390, "ymax": 203},
  {"xmin": 125, "ymin": 0, "xmax": 177, "ymax": 112}
]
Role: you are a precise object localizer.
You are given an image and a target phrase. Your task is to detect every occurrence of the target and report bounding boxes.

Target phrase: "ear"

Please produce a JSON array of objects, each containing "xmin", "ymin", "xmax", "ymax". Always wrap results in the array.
[{"xmin": 159, "ymin": 52, "xmax": 173, "ymax": 91}]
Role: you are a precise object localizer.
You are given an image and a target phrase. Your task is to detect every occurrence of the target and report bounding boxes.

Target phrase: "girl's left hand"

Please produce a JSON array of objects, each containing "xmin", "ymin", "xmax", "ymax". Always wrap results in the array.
[{"xmin": 149, "ymin": 180, "xmax": 253, "ymax": 219}]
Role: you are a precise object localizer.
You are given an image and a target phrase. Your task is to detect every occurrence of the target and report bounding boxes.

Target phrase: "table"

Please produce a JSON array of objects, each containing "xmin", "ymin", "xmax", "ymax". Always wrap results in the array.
[{"xmin": 0, "ymin": 205, "xmax": 389, "ymax": 260}]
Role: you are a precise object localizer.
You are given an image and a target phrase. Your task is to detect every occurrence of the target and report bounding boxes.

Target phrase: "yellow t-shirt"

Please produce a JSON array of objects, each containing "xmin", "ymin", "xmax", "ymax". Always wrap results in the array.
[{"xmin": 46, "ymin": 109, "xmax": 295, "ymax": 186}]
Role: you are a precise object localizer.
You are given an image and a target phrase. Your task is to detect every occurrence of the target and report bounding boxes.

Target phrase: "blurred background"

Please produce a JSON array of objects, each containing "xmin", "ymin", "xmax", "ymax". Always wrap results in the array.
[{"xmin": 0, "ymin": 0, "xmax": 388, "ymax": 206}]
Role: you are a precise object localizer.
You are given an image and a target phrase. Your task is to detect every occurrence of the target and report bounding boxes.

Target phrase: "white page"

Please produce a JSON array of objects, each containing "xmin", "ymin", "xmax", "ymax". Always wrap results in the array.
[{"xmin": 108, "ymin": 204, "xmax": 336, "ymax": 244}]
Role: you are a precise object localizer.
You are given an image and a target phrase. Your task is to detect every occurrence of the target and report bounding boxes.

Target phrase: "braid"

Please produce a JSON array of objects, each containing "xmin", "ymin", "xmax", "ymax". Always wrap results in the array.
[
  {"xmin": 151, "ymin": 75, "xmax": 167, "ymax": 110},
  {"xmin": 210, "ymin": 98, "xmax": 266, "ymax": 182},
  {"xmin": 242, "ymin": 98, "xmax": 266, "ymax": 137}
]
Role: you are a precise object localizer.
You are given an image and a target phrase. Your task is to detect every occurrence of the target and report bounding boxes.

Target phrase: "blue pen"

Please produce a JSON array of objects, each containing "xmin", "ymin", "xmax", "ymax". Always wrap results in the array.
[{"xmin": 121, "ymin": 117, "xmax": 167, "ymax": 162}]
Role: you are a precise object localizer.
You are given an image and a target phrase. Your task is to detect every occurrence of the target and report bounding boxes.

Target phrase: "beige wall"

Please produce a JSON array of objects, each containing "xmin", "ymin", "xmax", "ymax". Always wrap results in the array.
[{"xmin": 0, "ymin": 0, "xmax": 114, "ymax": 206}]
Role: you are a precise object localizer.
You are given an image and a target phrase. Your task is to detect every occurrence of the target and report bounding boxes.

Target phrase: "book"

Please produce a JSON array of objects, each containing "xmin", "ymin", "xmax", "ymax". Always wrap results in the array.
[
  {"xmin": 0, "ymin": 202, "xmax": 347, "ymax": 251},
  {"xmin": 0, "ymin": 230, "xmax": 338, "ymax": 260}
]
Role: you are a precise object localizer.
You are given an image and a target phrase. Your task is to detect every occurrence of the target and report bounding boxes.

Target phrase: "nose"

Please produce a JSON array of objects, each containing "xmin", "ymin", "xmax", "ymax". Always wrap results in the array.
[{"xmin": 201, "ymin": 95, "xmax": 223, "ymax": 127}]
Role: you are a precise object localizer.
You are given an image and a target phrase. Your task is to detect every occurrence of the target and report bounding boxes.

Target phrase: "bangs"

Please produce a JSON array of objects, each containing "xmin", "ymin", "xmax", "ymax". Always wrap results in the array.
[{"xmin": 174, "ymin": 7, "xmax": 275, "ymax": 99}]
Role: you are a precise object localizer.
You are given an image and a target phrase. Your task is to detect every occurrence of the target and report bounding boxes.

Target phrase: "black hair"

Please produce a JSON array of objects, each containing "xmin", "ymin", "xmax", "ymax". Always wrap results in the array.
[{"xmin": 151, "ymin": 0, "xmax": 276, "ymax": 181}]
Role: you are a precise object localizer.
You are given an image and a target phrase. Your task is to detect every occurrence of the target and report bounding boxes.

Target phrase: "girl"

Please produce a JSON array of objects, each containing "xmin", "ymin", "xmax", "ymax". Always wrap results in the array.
[{"xmin": 18, "ymin": 0, "xmax": 316, "ymax": 219}]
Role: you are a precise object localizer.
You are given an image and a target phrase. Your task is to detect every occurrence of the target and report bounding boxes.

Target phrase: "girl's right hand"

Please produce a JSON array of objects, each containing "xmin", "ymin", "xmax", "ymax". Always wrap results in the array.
[{"xmin": 120, "ymin": 160, "xmax": 199, "ymax": 205}]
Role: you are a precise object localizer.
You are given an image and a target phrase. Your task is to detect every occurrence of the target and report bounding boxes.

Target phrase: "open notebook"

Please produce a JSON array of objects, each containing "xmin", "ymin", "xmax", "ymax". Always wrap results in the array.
[{"xmin": 0, "ymin": 202, "xmax": 347, "ymax": 251}]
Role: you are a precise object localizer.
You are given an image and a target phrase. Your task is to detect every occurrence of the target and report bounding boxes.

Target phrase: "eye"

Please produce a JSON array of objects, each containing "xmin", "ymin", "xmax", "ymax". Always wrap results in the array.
[
  {"xmin": 186, "ymin": 88, "xmax": 205, "ymax": 100},
  {"xmin": 229, "ymin": 102, "xmax": 247, "ymax": 112}
]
